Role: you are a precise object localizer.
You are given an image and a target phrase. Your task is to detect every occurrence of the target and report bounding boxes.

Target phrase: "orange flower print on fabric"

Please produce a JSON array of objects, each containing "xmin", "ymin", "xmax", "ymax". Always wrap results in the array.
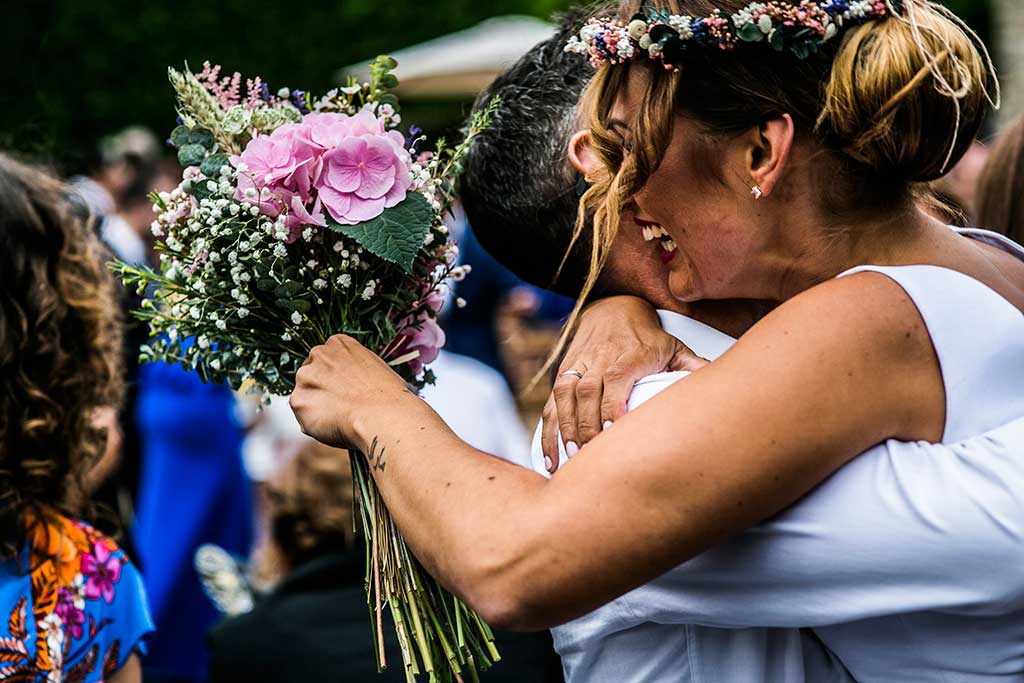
[{"xmin": 3, "ymin": 512, "xmax": 129, "ymax": 681}]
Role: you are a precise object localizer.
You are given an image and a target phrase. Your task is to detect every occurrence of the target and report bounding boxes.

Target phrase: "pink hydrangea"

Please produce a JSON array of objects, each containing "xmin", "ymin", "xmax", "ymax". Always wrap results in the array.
[{"xmin": 231, "ymin": 110, "xmax": 412, "ymax": 240}]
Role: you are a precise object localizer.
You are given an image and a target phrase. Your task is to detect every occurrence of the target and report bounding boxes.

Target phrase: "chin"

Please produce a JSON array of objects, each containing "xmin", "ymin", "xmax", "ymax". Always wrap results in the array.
[{"xmin": 668, "ymin": 273, "xmax": 700, "ymax": 303}]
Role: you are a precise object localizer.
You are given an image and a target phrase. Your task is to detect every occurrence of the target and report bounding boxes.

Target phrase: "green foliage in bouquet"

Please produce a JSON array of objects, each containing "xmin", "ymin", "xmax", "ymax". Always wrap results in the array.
[{"xmin": 110, "ymin": 58, "xmax": 501, "ymax": 682}]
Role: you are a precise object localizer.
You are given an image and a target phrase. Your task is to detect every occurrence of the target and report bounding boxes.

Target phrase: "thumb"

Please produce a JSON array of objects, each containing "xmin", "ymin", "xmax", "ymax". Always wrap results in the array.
[{"xmin": 666, "ymin": 342, "xmax": 709, "ymax": 372}]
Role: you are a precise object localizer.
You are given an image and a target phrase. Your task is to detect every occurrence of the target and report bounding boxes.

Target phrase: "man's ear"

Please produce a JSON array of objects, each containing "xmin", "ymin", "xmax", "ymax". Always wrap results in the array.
[
  {"xmin": 747, "ymin": 114, "xmax": 794, "ymax": 198},
  {"xmin": 568, "ymin": 129, "xmax": 601, "ymax": 175}
]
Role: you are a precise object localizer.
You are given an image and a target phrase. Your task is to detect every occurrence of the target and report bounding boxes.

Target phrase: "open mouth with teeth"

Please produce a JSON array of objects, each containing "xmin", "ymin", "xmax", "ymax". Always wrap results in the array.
[{"xmin": 639, "ymin": 223, "xmax": 677, "ymax": 263}]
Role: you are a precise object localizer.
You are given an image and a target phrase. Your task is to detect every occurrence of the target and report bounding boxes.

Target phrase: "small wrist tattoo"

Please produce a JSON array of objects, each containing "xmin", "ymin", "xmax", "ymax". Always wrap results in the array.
[{"xmin": 368, "ymin": 436, "xmax": 387, "ymax": 473}]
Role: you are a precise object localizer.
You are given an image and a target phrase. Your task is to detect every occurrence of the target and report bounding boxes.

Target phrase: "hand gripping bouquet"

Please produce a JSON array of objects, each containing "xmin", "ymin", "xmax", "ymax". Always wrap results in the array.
[{"xmin": 112, "ymin": 59, "xmax": 499, "ymax": 682}]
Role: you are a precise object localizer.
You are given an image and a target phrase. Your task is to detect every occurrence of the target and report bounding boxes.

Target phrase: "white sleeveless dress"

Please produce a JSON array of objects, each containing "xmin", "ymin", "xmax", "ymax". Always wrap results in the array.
[{"xmin": 531, "ymin": 228, "xmax": 1024, "ymax": 682}]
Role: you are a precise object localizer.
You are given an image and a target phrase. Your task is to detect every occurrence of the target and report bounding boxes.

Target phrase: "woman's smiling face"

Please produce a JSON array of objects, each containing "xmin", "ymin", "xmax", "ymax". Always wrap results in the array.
[{"xmin": 607, "ymin": 67, "xmax": 771, "ymax": 303}]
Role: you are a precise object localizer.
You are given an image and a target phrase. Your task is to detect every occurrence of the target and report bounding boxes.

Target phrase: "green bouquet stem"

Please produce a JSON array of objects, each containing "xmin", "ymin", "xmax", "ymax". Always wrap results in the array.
[{"xmin": 351, "ymin": 451, "xmax": 499, "ymax": 682}]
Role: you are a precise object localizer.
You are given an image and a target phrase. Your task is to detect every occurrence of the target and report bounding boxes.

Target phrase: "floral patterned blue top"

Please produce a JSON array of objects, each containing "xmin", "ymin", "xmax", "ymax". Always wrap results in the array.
[{"xmin": 0, "ymin": 512, "xmax": 154, "ymax": 682}]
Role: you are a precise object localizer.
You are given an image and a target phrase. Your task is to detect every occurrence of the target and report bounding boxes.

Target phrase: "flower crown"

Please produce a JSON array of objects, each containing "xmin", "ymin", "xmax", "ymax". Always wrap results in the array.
[{"xmin": 565, "ymin": 1, "xmax": 902, "ymax": 68}]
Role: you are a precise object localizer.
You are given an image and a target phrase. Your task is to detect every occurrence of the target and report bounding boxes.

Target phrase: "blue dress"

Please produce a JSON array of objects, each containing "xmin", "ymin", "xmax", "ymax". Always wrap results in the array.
[
  {"xmin": 133, "ymin": 359, "xmax": 253, "ymax": 681},
  {"xmin": 0, "ymin": 513, "xmax": 154, "ymax": 682}
]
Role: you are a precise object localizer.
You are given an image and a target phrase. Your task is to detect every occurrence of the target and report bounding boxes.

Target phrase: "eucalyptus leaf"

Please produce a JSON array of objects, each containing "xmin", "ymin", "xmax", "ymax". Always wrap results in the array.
[
  {"xmin": 178, "ymin": 143, "xmax": 207, "ymax": 168},
  {"xmin": 737, "ymin": 22, "xmax": 764, "ymax": 42},
  {"xmin": 200, "ymin": 153, "xmax": 230, "ymax": 178},
  {"xmin": 327, "ymin": 192, "xmax": 432, "ymax": 272},
  {"xmin": 170, "ymin": 125, "xmax": 191, "ymax": 147},
  {"xmin": 379, "ymin": 74, "xmax": 399, "ymax": 89},
  {"xmin": 188, "ymin": 127, "xmax": 216, "ymax": 150}
]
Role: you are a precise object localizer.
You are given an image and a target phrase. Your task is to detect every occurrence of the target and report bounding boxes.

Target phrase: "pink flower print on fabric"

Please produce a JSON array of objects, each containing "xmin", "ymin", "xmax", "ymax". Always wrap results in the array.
[
  {"xmin": 54, "ymin": 586, "xmax": 87, "ymax": 639},
  {"xmin": 80, "ymin": 541, "xmax": 123, "ymax": 604}
]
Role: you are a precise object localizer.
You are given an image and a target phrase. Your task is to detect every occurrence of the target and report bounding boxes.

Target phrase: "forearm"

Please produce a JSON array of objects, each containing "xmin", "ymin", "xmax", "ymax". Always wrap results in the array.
[{"xmin": 351, "ymin": 392, "xmax": 555, "ymax": 626}]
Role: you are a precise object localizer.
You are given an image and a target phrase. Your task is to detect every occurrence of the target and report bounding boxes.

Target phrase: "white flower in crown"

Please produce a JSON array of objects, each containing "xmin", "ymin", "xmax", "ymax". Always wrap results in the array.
[
  {"xmin": 733, "ymin": 3, "xmax": 766, "ymax": 26},
  {"xmin": 565, "ymin": 35, "xmax": 588, "ymax": 54},
  {"xmin": 844, "ymin": 0, "xmax": 872, "ymax": 20},
  {"xmin": 616, "ymin": 36, "xmax": 636, "ymax": 59},
  {"xmin": 668, "ymin": 14, "xmax": 695, "ymax": 40},
  {"xmin": 580, "ymin": 21, "xmax": 605, "ymax": 43}
]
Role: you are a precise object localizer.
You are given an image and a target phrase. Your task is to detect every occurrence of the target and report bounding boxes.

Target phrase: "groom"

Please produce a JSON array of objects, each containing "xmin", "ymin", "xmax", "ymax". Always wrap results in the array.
[{"xmin": 457, "ymin": 9, "xmax": 851, "ymax": 683}]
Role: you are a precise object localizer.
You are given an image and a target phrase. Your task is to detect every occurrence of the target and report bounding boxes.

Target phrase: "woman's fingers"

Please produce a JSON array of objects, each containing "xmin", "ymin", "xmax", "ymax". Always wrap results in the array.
[
  {"xmin": 551, "ymin": 369, "xmax": 583, "ymax": 458},
  {"xmin": 574, "ymin": 369, "xmax": 605, "ymax": 445},
  {"xmin": 598, "ymin": 363, "xmax": 635, "ymax": 428},
  {"xmin": 540, "ymin": 394, "xmax": 561, "ymax": 472},
  {"xmin": 667, "ymin": 342, "xmax": 710, "ymax": 372}
]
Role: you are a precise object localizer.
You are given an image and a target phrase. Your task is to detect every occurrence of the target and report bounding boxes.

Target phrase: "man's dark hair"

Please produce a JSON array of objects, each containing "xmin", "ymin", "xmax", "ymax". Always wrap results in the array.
[{"xmin": 459, "ymin": 6, "xmax": 606, "ymax": 297}]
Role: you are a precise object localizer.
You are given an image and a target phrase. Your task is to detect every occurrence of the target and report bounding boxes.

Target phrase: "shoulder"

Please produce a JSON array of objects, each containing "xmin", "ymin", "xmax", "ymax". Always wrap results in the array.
[
  {"xmin": 700, "ymin": 271, "xmax": 944, "ymax": 442},
  {"xmin": 736, "ymin": 270, "xmax": 933, "ymax": 367}
]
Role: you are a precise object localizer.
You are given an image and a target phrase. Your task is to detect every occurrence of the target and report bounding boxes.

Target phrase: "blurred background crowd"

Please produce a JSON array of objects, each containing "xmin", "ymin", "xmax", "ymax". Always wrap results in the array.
[{"xmin": 2, "ymin": 0, "xmax": 1023, "ymax": 681}]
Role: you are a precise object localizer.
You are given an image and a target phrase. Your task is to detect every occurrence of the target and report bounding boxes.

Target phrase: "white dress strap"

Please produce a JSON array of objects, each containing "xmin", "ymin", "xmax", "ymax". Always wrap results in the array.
[
  {"xmin": 836, "ymin": 262, "xmax": 1024, "ymax": 442},
  {"xmin": 952, "ymin": 226, "xmax": 1024, "ymax": 259}
]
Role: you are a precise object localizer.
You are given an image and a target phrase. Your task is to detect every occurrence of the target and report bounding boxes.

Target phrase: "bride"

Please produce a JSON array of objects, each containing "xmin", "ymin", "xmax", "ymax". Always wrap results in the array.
[{"xmin": 291, "ymin": 0, "xmax": 1024, "ymax": 679}]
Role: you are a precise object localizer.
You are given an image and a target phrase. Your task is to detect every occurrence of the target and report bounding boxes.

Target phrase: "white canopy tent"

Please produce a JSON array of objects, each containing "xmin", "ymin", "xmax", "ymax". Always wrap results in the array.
[{"xmin": 338, "ymin": 15, "xmax": 555, "ymax": 99}]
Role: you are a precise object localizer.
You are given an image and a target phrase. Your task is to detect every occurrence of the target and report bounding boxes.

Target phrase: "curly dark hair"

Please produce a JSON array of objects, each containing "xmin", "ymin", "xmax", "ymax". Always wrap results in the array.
[{"xmin": 0, "ymin": 153, "xmax": 123, "ymax": 559}]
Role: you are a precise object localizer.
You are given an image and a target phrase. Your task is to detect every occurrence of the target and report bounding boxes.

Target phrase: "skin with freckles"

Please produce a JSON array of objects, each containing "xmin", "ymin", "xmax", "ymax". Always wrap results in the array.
[{"xmin": 290, "ymin": 51, "xmax": 1024, "ymax": 636}]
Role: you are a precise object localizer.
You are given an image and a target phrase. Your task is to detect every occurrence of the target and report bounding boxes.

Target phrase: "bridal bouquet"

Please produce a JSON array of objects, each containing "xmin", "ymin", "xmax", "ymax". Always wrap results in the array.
[{"xmin": 112, "ymin": 59, "xmax": 499, "ymax": 682}]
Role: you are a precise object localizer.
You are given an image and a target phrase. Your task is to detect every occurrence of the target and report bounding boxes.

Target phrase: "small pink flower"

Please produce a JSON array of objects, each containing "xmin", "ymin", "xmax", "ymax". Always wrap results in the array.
[
  {"xmin": 80, "ymin": 541, "xmax": 122, "ymax": 604},
  {"xmin": 392, "ymin": 316, "xmax": 446, "ymax": 376}
]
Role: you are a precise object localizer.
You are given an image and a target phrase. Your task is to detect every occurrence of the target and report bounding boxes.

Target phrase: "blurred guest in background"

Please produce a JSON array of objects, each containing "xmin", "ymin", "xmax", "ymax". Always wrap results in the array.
[
  {"xmin": 133, "ymin": 342, "xmax": 253, "ymax": 682},
  {"xmin": 976, "ymin": 116, "xmax": 1024, "ymax": 243},
  {"xmin": 71, "ymin": 126, "xmax": 162, "ymax": 266},
  {"xmin": 0, "ymin": 153, "xmax": 153, "ymax": 682},
  {"xmin": 69, "ymin": 127, "xmax": 168, "ymax": 568},
  {"xmin": 206, "ymin": 442, "xmax": 406, "ymax": 683}
]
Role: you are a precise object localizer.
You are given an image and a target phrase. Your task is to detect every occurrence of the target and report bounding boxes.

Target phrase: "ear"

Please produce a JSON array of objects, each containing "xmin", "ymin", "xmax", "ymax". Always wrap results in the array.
[
  {"xmin": 747, "ymin": 114, "xmax": 794, "ymax": 198},
  {"xmin": 568, "ymin": 129, "xmax": 601, "ymax": 175}
]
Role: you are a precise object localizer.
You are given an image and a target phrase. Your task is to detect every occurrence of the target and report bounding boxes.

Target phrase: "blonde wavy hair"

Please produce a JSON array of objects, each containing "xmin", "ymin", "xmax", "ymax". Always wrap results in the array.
[
  {"xmin": 0, "ymin": 153, "xmax": 124, "ymax": 559},
  {"xmin": 544, "ymin": 0, "xmax": 998, "ymax": 371}
]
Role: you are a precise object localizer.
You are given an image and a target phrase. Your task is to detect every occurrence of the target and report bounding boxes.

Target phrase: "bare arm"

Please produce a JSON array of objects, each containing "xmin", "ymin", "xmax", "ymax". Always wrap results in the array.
[
  {"xmin": 291, "ymin": 273, "xmax": 943, "ymax": 629},
  {"xmin": 108, "ymin": 654, "xmax": 141, "ymax": 683}
]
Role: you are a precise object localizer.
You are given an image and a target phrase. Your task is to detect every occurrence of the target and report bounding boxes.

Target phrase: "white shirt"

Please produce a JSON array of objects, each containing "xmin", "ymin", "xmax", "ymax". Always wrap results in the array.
[
  {"xmin": 422, "ymin": 350, "xmax": 531, "ymax": 468},
  {"xmin": 529, "ymin": 230, "xmax": 1024, "ymax": 682}
]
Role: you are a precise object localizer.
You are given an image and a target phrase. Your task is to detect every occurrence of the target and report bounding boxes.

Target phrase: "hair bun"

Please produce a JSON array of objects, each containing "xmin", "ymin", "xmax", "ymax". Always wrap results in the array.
[{"xmin": 817, "ymin": 0, "xmax": 998, "ymax": 182}]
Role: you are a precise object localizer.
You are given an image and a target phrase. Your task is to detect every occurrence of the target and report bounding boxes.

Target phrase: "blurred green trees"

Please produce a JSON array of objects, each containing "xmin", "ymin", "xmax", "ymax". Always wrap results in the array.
[
  {"xmin": 0, "ymin": 0, "xmax": 989, "ymax": 172},
  {"xmin": 1, "ymin": 0, "xmax": 575, "ymax": 171}
]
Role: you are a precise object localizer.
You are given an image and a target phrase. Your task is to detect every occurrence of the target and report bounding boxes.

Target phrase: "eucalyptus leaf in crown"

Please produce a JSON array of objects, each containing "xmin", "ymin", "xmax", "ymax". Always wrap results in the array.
[{"xmin": 110, "ymin": 58, "xmax": 500, "ymax": 682}]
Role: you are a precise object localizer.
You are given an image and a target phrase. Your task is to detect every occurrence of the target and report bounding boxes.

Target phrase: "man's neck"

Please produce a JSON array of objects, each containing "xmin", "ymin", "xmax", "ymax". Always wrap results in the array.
[{"xmin": 684, "ymin": 299, "xmax": 776, "ymax": 339}]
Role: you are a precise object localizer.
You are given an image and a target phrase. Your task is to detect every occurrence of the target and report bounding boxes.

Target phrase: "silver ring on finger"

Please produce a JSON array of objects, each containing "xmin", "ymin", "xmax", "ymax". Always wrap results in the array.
[{"xmin": 560, "ymin": 369, "xmax": 584, "ymax": 379}]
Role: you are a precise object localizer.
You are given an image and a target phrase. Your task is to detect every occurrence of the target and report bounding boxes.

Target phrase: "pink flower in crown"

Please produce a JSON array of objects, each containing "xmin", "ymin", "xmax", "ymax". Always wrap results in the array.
[{"xmin": 80, "ymin": 541, "xmax": 123, "ymax": 604}]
